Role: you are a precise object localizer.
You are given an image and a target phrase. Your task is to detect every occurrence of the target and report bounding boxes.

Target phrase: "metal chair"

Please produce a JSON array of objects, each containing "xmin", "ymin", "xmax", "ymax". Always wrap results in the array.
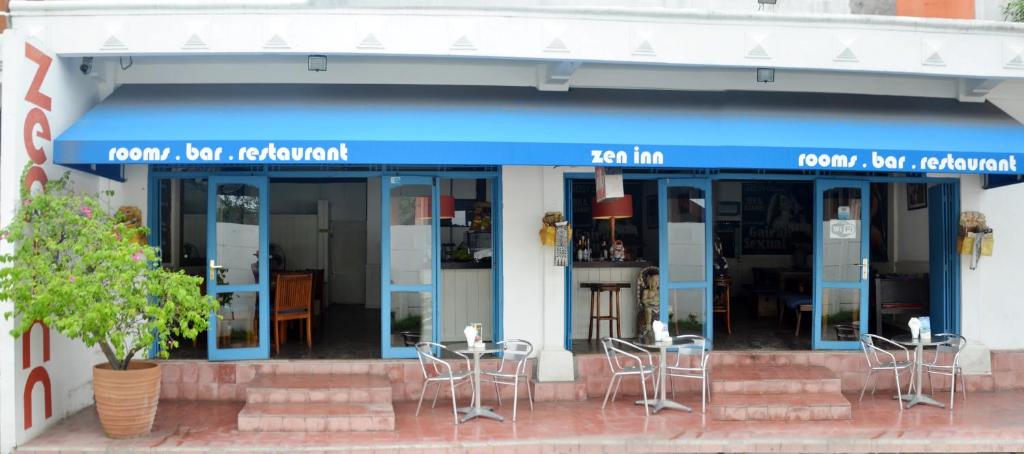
[
  {"xmin": 664, "ymin": 335, "xmax": 712, "ymax": 413},
  {"xmin": 414, "ymin": 342, "xmax": 474, "ymax": 424},
  {"xmin": 600, "ymin": 337, "xmax": 657, "ymax": 416},
  {"xmin": 858, "ymin": 334, "xmax": 915, "ymax": 409},
  {"xmin": 480, "ymin": 339, "xmax": 534, "ymax": 421},
  {"xmin": 923, "ymin": 333, "xmax": 968, "ymax": 410}
]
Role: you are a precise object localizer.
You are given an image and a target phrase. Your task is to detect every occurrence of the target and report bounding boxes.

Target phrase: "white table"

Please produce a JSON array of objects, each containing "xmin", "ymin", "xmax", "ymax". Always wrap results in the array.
[
  {"xmin": 893, "ymin": 335, "xmax": 945, "ymax": 409},
  {"xmin": 634, "ymin": 339, "xmax": 694, "ymax": 414},
  {"xmin": 455, "ymin": 345, "xmax": 504, "ymax": 422}
]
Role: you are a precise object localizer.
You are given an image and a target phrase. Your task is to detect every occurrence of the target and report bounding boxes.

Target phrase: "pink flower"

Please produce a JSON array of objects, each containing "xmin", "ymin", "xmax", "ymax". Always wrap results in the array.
[
  {"xmin": 0, "ymin": 231, "xmax": 9, "ymax": 241},
  {"xmin": 22, "ymin": 198, "xmax": 30, "ymax": 206},
  {"xmin": 68, "ymin": 275, "xmax": 75, "ymax": 283},
  {"xmin": 132, "ymin": 250, "xmax": 145, "ymax": 262},
  {"xmin": 81, "ymin": 206, "xmax": 93, "ymax": 219}
]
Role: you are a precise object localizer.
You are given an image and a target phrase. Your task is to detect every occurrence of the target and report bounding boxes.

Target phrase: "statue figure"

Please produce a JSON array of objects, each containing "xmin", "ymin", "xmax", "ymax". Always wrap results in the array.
[{"xmin": 636, "ymin": 266, "xmax": 660, "ymax": 344}]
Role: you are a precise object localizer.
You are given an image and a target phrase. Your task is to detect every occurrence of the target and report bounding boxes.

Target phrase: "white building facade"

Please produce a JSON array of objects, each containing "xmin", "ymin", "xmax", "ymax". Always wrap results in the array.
[{"xmin": 2, "ymin": 1, "xmax": 1024, "ymax": 451}]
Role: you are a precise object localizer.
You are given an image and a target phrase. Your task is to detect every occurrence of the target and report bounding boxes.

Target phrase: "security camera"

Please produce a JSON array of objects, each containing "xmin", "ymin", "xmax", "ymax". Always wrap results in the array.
[{"xmin": 79, "ymin": 57, "xmax": 93, "ymax": 75}]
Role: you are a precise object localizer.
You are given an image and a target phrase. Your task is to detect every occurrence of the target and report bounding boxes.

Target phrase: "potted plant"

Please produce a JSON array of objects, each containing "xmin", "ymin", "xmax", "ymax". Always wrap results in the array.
[{"xmin": 0, "ymin": 170, "xmax": 216, "ymax": 438}]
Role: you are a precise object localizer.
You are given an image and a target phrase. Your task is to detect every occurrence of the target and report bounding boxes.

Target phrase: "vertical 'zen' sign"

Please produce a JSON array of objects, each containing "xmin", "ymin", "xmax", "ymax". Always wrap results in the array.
[{"xmin": 21, "ymin": 42, "xmax": 53, "ymax": 430}]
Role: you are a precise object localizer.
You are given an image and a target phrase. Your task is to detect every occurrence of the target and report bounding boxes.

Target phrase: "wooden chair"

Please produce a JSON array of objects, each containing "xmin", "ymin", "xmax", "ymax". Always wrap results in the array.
[{"xmin": 272, "ymin": 272, "xmax": 313, "ymax": 354}]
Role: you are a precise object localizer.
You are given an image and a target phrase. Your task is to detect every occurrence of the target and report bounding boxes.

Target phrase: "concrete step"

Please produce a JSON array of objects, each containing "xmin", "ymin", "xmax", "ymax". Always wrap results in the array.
[
  {"xmin": 710, "ymin": 393, "xmax": 852, "ymax": 421},
  {"xmin": 711, "ymin": 365, "xmax": 841, "ymax": 395},
  {"xmin": 237, "ymin": 402, "xmax": 395, "ymax": 432},
  {"xmin": 245, "ymin": 373, "xmax": 391, "ymax": 404}
]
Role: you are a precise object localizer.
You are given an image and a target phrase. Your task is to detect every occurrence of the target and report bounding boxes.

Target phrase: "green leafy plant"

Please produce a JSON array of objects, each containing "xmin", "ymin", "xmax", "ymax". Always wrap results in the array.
[
  {"xmin": 1005, "ymin": 0, "xmax": 1024, "ymax": 22},
  {"xmin": 671, "ymin": 313, "xmax": 703, "ymax": 334},
  {"xmin": 391, "ymin": 313, "xmax": 423, "ymax": 332},
  {"xmin": 0, "ymin": 170, "xmax": 217, "ymax": 370}
]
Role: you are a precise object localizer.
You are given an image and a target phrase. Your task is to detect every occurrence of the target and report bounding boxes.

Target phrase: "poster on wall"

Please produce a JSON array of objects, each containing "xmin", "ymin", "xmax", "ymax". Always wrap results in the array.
[{"xmin": 740, "ymin": 182, "xmax": 812, "ymax": 255}]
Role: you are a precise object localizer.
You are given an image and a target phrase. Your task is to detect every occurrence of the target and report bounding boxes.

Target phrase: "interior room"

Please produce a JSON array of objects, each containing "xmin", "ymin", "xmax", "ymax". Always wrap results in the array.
[
  {"xmin": 713, "ymin": 180, "xmax": 935, "ymax": 350},
  {"xmin": 568, "ymin": 179, "xmax": 660, "ymax": 353},
  {"xmin": 159, "ymin": 175, "xmax": 497, "ymax": 359}
]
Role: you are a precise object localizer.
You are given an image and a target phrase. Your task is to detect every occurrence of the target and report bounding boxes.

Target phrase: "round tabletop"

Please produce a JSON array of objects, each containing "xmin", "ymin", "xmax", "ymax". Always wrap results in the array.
[
  {"xmin": 892, "ymin": 334, "xmax": 945, "ymax": 347},
  {"xmin": 455, "ymin": 345, "xmax": 500, "ymax": 355},
  {"xmin": 638, "ymin": 338, "xmax": 696, "ymax": 350}
]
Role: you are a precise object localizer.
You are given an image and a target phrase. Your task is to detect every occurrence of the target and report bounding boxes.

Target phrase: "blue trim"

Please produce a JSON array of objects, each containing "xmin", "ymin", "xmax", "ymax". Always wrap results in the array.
[
  {"xmin": 147, "ymin": 172, "xmax": 161, "ymax": 359},
  {"xmin": 812, "ymin": 179, "xmax": 870, "ymax": 350},
  {"xmin": 206, "ymin": 175, "xmax": 271, "ymax": 361},
  {"xmin": 563, "ymin": 176, "xmax": 574, "ymax": 351},
  {"xmin": 491, "ymin": 176, "xmax": 504, "ymax": 344},
  {"xmin": 658, "ymin": 178, "xmax": 714, "ymax": 344},
  {"xmin": 381, "ymin": 175, "xmax": 439, "ymax": 359}
]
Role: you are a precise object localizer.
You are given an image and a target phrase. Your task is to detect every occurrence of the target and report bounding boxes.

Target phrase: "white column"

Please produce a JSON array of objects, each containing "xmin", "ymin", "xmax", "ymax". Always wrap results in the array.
[{"xmin": 502, "ymin": 166, "xmax": 575, "ymax": 381}]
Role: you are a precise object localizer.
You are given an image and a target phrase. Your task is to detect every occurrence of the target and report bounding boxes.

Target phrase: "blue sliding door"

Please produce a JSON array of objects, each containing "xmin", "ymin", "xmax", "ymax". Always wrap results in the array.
[
  {"xmin": 659, "ymin": 179, "xmax": 714, "ymax": 341},
  {"xmin": 812, "ymin": 180, "xmax": 870, "ymax": 350},
  {"xmin": 206, "ymin": 176, "xmax": 270, "ymax": 360},
  {"xmin": 381, "ymin": 176, "xmax": 441, "ymax": 358}
]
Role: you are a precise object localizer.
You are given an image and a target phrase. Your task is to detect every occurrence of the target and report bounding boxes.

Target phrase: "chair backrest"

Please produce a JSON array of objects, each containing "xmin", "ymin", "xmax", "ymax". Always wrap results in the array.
[
  {"xmin": 935, "ymin": 333, "xmax": 967, "ymax": 361},
  {"xmin": 860, "ymin": 333, "xmax": 903, "ymax": 367},
  {"xmin": 671, "ymin": 335, "xmax": 711, "ymax": 367},
  {"xmin": 274, "ymin": 273, "xmax": 313, "ymax": 314},
  {"xmin": 601, "ymin": 337, "xmax": 644, "ymax": 372},
  {"xmin": 414, "ymin": 342, "xmax": 451, "ymax": 378},
  {"xmin": 496, "ymin": 339, "xmax": 533, "ymax": 374}
]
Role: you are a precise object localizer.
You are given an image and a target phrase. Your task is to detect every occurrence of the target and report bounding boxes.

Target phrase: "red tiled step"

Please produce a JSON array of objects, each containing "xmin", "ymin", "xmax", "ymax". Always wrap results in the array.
[
  {"xmin": 711, "ymin": 365, "xmax": 841, "ymax": 394},
  {"xmin": 710, "ymin": 393, "xmax": 852, "ymax": 421},
  {"xmin": 237, "ymin": 403, "xmax": 395, "ymax": 432},
  {"xmin": 245, "ymin": 373, "xmax": 391, "ymax": 404}
]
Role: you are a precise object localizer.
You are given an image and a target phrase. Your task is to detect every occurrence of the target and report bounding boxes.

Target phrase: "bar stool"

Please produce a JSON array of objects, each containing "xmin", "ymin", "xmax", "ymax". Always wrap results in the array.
[{"xmin": 582, "ymin": 282, "xmax": 631, "ymax": 341}]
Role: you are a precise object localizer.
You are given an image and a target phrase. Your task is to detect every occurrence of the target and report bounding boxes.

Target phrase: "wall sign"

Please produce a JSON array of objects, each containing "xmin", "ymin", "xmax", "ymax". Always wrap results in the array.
[{"xmin": 829, "ymin": 220, "xmax": 859, "ymax": 240}]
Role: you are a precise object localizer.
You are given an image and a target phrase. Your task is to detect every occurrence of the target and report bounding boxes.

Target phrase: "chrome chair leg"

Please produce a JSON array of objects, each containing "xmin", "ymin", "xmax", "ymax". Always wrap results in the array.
[
  {"xmin": 431, "ymin": 381, "xmax": 442, "ymax": 408},
  {"xmin": 450, "ymin": 380, "xmax": 460, "ymax": 425},
  {"xmin": 859, "ymin": 370, "xmax": 874, "ymax": 402},
  {"xmin": 894, "ymin": 368, "xmax": 904, "ymax": 411},
  {"xmin": 415, "ymin": 381, "xmax": 430, "ymax": 416},
  {"xmin": 602, "ymin": 375, "xmax": 619, "ymax": 409},
  {"xmin": 512, "ymin": 376, "xmax": 519, "ymax": 422},
  {"xmin": 640, "ymin": 371, "xmax": 650, "ymax": 417},
  {"xmin": 494, "ymin": 381, "xmax": 502, "ymax": 406}
]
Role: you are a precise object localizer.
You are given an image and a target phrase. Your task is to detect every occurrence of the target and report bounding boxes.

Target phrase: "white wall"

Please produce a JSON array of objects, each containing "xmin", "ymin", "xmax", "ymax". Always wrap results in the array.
[
  {"xmin": 0, "ymin": 32, "xmax": 145, "ymax": 453},
  {"xmin": 891, "ymin": 183, "xmax": 930, "ymax": 274}
]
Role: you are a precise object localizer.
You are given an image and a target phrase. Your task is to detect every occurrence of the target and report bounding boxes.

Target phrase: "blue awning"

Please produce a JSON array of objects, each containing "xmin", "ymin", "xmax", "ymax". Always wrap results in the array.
[{"xmin": 55, "ymin": 85, "xmax": 1024, "ymax": 174}]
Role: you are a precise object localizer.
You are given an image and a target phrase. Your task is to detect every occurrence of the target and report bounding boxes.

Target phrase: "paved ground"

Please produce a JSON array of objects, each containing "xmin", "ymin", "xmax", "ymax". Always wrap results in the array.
[{"xmin": 16, "ymin": 390, "xmax": 1024, "ymax": 453}]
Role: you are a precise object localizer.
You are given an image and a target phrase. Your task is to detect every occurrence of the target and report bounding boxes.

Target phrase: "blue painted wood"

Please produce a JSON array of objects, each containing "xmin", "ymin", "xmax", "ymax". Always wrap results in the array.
[
  {"xmin": 207, "ymin": 175, "xmax": 270, "ymax": 361},
  {"xmin": 812, "ymin": 179, "xmax": 870, "ymax": 350},
  {"xmin": 381, "ymin": 175, "xmax": 438, "ymax": 359},
  {"xmin": 928, "ymin": 183, "xmax": 963, "ymax": 335},
  {"xmin": 658, "ymin": 178, "xmax": 714, "ymax": 344}
]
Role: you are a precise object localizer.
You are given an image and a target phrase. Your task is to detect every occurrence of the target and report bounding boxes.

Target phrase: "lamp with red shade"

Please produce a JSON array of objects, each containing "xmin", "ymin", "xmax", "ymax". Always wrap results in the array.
[
  {"xmin": 592, "ymin": 194, "xmax": 633, "ymax": 243},
  {"xmin": 414, "ymin": 195, "xmax": 456, "ymax": 222}
]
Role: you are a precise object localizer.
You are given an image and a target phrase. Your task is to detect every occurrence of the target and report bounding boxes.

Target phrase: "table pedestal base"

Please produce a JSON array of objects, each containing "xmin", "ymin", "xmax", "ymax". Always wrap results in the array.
[
  {"xmin": 457, "ymin": 405, "xmax": 494, "ymax": 414},
  {"xmin": 897, "ymin": 394, "xmax": 946, "ymax": 409},
  {"xmin": 460, "ymin": 407, "xmax": 505, "ymax": 422},
  {"xmin": 634, "ymin": 399, "xmax": 693, "ymax": 414}
]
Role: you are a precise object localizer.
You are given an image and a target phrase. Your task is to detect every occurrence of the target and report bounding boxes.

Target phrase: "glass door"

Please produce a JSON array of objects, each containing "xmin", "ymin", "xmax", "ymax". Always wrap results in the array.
[
  {"xmin": 813, "ymin": 180, "xmax": 870, "ymax": 350},
  {"xmin": 206, "ymin": 176, "xmax": 270, "ymax": 360},
  {"xmin": 382, "ymin": 176, "xmax": 440, "ymax": 358},
  {"xmin": 658, "ymin": 179, "xmax": 713, "ymax": 341}
]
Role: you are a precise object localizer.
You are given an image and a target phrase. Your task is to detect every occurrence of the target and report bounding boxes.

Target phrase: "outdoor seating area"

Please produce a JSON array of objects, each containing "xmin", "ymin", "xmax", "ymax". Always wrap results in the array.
[
  {"xmin": 17, "ymin": 389, "xmax": 1024, "ymax": 453},
  {"xmin": 413, "ymin": 339, "xmax": 536, "ymax": 424}
]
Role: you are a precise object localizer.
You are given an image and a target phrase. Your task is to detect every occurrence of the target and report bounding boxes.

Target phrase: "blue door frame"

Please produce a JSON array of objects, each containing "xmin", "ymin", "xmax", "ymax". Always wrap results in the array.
[
  {"xmin": 206, "ymin": 175, "xmax": 271, "ymax": 361},
  {"xmin": 658, "ymin": 178, "xmax": 715, "ymax": 342},
  {"xmin": 147, "ymin": 167, "xmax": 503, "ymax": 360},
  {"xmin": 562, "ymin": 172, "xmax": 960, "ymax": 351},
  {"xmin": 812, "ymin": 179, "xmax": 870, "ymax": 350},
  {"xmin": 380, "ymin": 176, "xmax": 441, "ymax": 359}
]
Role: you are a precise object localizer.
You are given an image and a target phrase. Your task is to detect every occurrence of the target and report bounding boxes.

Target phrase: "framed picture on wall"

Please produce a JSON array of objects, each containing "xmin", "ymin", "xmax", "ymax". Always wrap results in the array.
[{"xmin": 907, "ymin": 183, "xmax": 928, "ymax": 210}]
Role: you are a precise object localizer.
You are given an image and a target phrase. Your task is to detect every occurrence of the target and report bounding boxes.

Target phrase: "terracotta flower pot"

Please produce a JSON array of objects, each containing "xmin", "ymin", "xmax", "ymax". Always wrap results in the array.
[{"xmin": 93, "ymin": 361, "xmax": 161, "ymax": 438}]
